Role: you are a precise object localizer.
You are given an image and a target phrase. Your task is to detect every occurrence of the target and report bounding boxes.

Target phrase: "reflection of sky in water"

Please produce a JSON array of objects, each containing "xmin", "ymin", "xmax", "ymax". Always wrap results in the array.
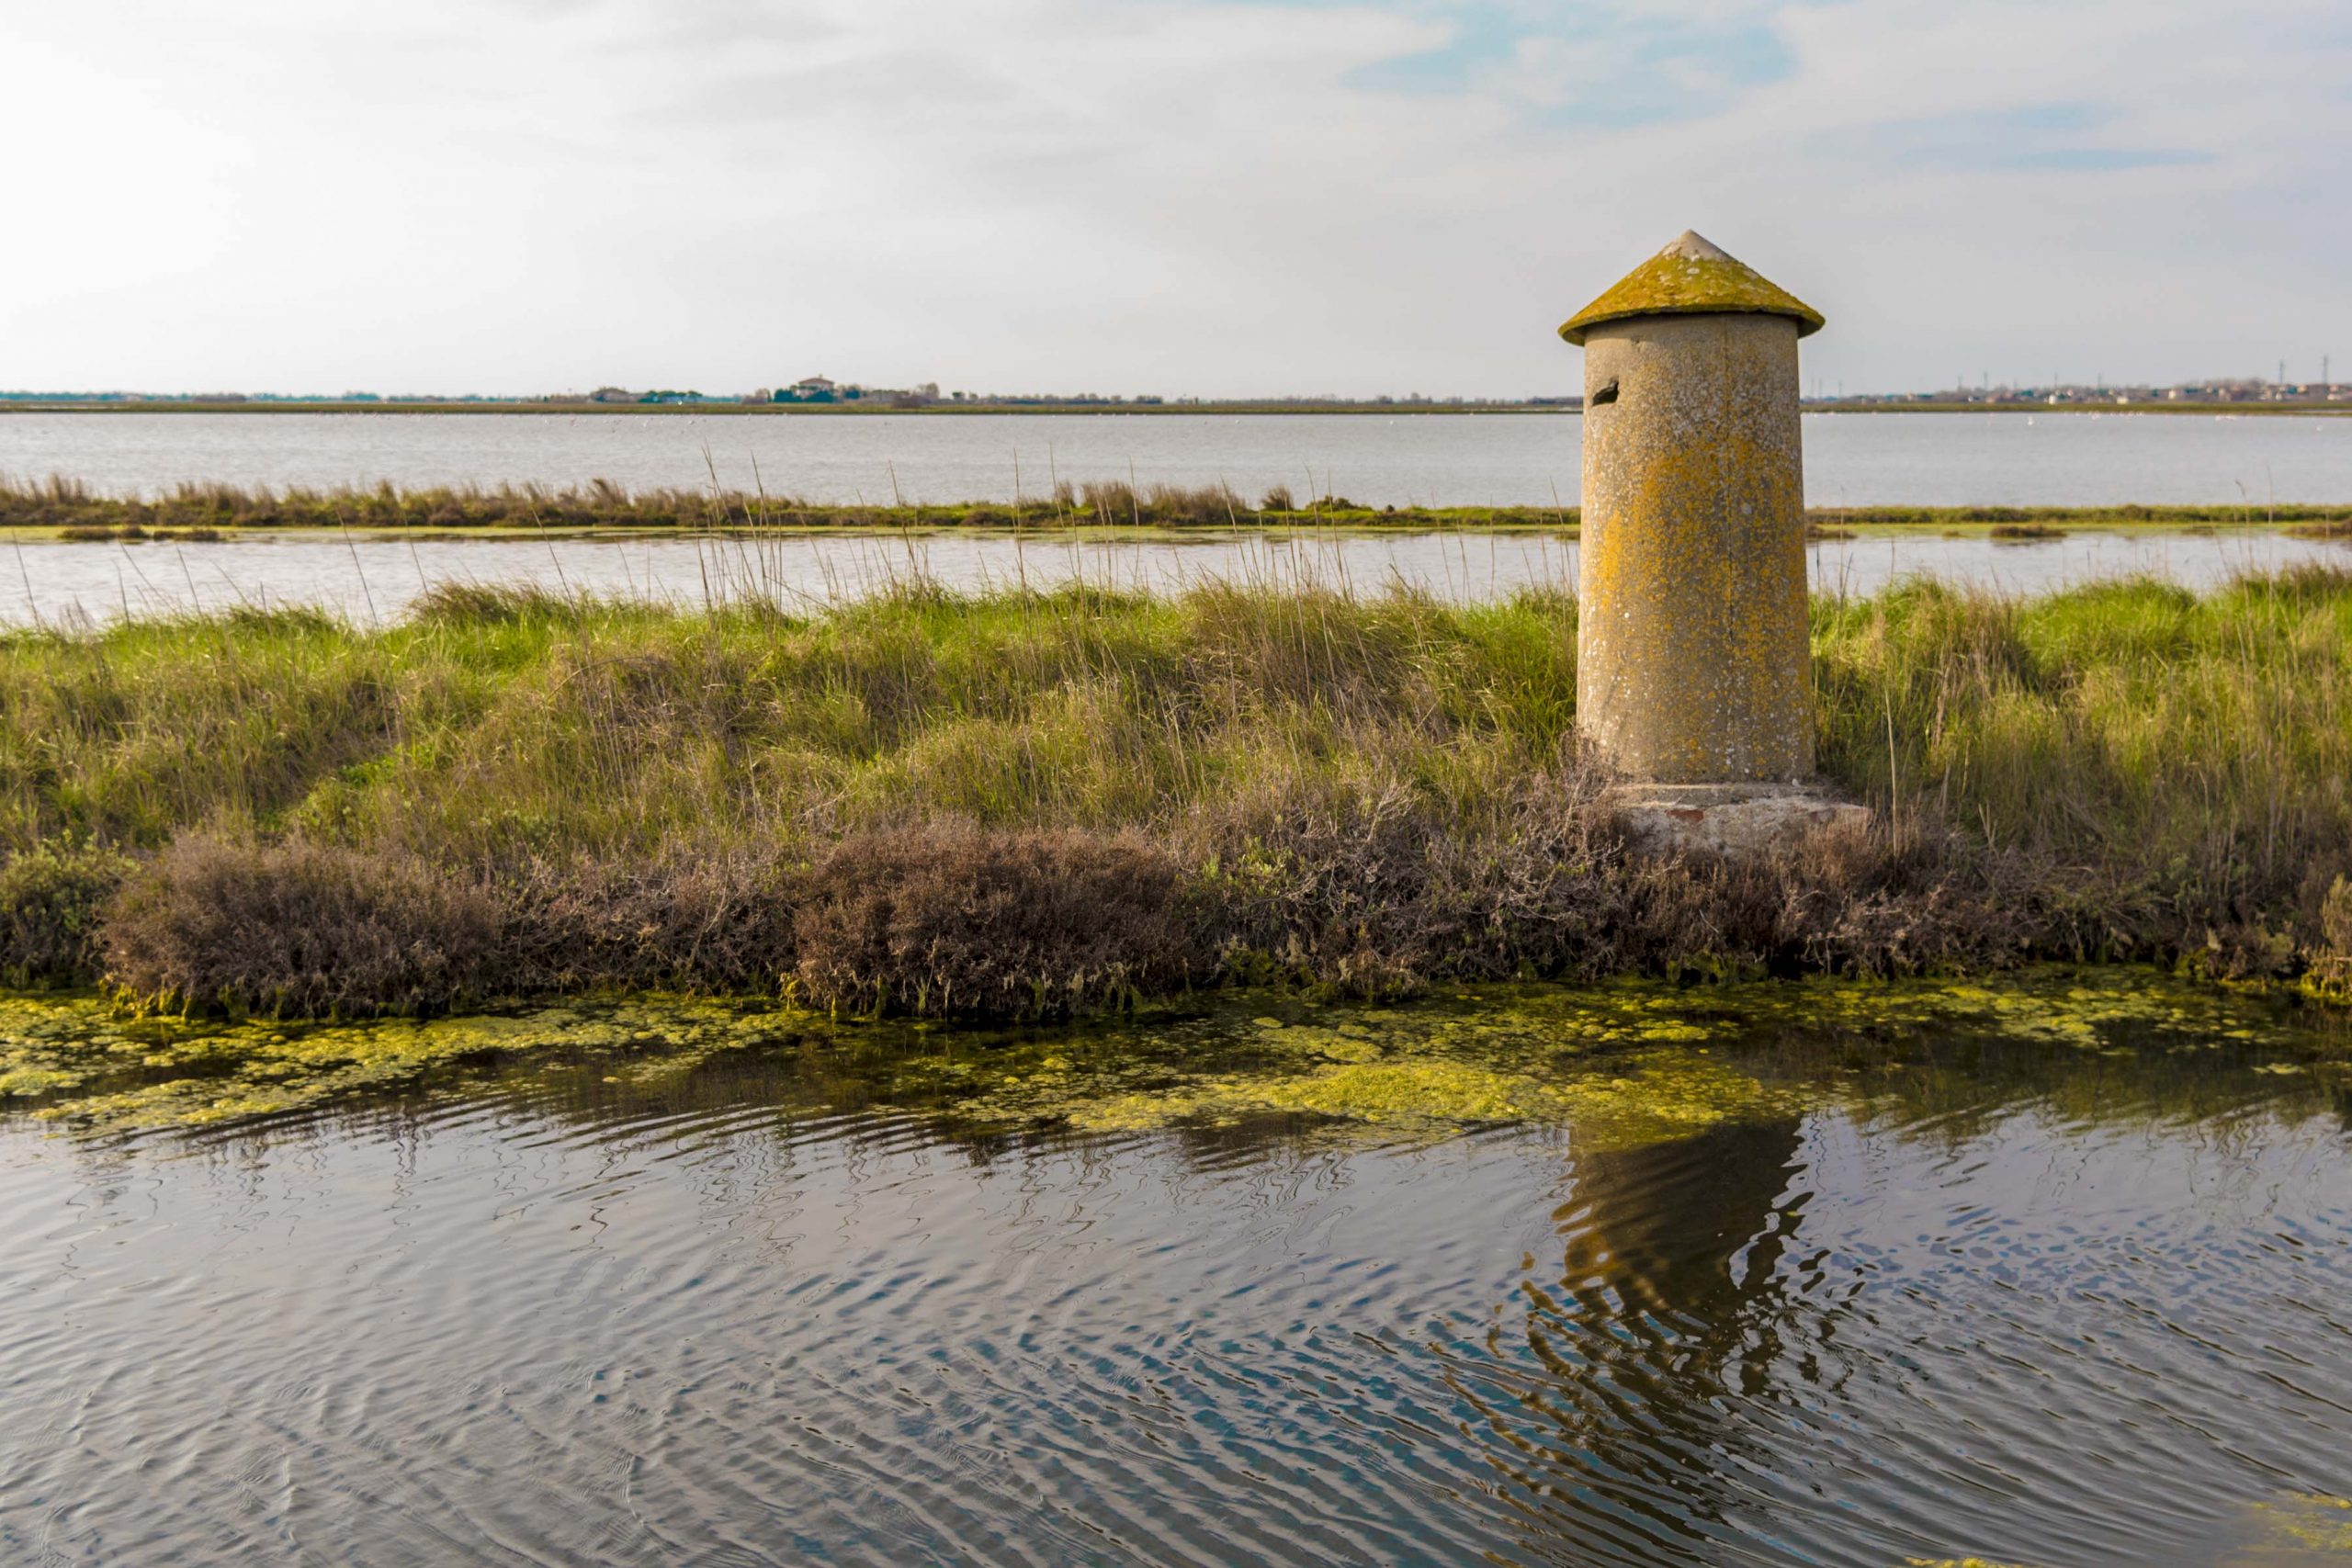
[
  {"xmin": 3, "ymin": 410, "xmax": 2351, "ymax": 507},
  {"xmin": 6, "ymin": 527, "xmax": 2346, "ymax": 626},
  {"xmin": 2, "ymin": 1002, "xmax": 2348, "ymax": 1567}
]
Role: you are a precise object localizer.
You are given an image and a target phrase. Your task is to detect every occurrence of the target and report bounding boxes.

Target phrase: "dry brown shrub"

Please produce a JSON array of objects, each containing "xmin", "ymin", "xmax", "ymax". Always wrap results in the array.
[
  {"xmin": 1189, "ymin": 766, "xmax": 2052, "ymax": 997},
  {"xmin": 790, "ymin": 823, "xmax": 1202, "ymax": 1018},
  {"xmin": 62, "ymin": 782, "xmax": 2236, "ymax": 1021},
  {"xmin": 500, "ymin": 847, "xmax": 800, "ymax": 995},
  {"xmin": 1691, "ymin": 820, "xmax": 2043, "ymax": 977},
  {"xmin": 1187, "ymin": 763, "xmax": 1649, "ymax": 995},
  {"xmin": 2325, "ymin": 876, "xmax": 2352, "ymax": 953},
  {"xmin": 101, "ymin": 837, "xmax": 503, "ymax": 1015},
  {"xmin": 2309, "ymin": 874, "xmax": 2352, "ymax": 990}
]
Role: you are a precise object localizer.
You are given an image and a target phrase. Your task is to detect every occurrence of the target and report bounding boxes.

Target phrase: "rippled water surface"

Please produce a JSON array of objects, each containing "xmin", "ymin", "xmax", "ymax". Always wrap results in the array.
[
  {"xmin": 6, "ymin": 410, "xmax": 2352, "ymax": 507},
  {"xmin": 4, "ymin": 977, "xmax": 2350, "ymax": 1566}
]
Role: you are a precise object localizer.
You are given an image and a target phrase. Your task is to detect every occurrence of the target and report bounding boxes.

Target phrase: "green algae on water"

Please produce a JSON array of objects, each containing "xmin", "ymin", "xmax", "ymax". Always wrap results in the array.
[
  {"xmin": 888, "ymin": 969, "xmax": 2343, "ymax": 1150},
  {"xmin": 957, "ymin": 1037, "xmax": 1799, "ymax": 1150},
  {"xmin": 0, "ymin": 993, "xmax": 800, "ymax": 1134},
  {"xmin": 3, "ymin": 968, "xmax": 2341, "ymax": 1142},
  {"xmin": 2252, "ymin": 1491, "xmax": 2352, "ymax": 1549},
  {"xmin": 2226, "ymin": 1492, "xmax": 2352, "ymax": 1564}
]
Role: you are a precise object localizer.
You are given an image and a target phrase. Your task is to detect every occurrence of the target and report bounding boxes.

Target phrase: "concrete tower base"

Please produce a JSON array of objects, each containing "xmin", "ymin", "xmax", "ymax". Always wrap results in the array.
[{"xmin": 1611, "ymin": 782, "xmax": 1872, "ymax": 859}]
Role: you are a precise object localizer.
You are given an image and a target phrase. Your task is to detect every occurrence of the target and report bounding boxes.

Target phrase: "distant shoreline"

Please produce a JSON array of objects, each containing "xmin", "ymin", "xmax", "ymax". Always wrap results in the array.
[{"xmin": 1, "ymin": 400, "xmax": 2346, "ymax": 418}]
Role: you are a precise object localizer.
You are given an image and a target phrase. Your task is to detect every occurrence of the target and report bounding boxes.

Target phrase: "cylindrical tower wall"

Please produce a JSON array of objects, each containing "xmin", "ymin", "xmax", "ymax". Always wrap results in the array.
[{"xmin": 1576, "ymin": 312, "xmax": 1811, "ymax": 783}]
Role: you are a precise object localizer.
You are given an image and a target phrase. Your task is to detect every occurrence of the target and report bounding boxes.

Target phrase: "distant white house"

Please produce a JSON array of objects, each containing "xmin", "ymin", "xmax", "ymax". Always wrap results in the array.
[{"xmin": 777, "ymin": 375, "xmax": 840, "ymax": 403}]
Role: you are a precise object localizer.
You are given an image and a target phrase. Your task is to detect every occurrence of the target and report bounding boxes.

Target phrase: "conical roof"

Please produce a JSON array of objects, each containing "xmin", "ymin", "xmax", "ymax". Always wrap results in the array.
[{"xmin": 1559, "ymin": 231, "xmax": 1823, "ymax": 344}]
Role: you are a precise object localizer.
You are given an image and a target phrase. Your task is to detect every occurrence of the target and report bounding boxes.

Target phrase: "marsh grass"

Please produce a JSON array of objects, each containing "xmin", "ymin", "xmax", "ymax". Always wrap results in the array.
[
  {"xmin": 1, "ymin": 566, "xmax": 2347, "ymax": 1016},
  {"xmin": 6, "ymin": 475, "xmax": 2348, "ymax": 536},
  {"xmin": 1814, "ymin": 567, "xmax": 2352, "ymax": 974}
]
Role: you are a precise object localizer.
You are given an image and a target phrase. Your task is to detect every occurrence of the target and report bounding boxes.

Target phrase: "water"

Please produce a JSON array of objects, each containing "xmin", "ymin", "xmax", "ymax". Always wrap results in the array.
[
  {"xmin": 6, "ymin": 526, "xmax": 2348, "ymax": 627},
  {"xmin": 4, "ymin": 978, "xmax": 2350, "ymax": 1566},
  {"xmin": 5, "ymin": 410, "xmax": 2352, "ymax": 508},
  {"xmin": 8, "ymin": 409, "xmax": 2346, "ymax": 626}
]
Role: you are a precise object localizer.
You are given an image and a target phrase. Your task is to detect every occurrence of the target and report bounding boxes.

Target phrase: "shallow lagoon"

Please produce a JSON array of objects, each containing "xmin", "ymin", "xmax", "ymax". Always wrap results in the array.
[
  {"xmin": 4, "ymin": 973, "xmax": 2350, "ymax": 1566},
  {"xmin": 7, "ymin": 409, "xmax": 2352, "ymax": 508},
  {"xmin": 6, "ymin": 524, "xmax": 2348, "ymax": 627}
]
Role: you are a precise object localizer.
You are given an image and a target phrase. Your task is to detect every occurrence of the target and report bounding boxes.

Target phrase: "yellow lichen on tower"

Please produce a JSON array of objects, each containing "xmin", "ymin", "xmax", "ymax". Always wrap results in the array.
[{"xmin": 1561, "ymin": 230, "xmax": 1823, "ymax": 344}]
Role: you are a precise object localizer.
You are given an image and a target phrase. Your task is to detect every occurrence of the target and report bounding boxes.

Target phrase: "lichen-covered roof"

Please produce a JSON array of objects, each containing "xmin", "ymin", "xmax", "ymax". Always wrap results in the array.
[{"xmin": 1560, "ymin": 231, "xmax": 1824, "ymax": 344}]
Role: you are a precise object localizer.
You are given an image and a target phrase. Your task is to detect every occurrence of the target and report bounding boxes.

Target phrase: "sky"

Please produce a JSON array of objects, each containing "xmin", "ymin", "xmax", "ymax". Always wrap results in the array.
[{"xmin": 5, "ymin": 0, "xmax": 2348, "ymax": 399}]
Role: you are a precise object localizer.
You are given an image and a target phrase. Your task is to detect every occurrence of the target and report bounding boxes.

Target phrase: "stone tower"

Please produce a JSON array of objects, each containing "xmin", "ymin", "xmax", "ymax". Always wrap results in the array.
[{"xmin": 1562, "ymin": 230, "xmax": 1823, "ymax": 784}]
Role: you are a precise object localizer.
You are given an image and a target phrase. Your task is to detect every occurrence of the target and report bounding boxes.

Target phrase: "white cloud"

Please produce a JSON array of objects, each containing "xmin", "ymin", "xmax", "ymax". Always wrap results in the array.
[{"xmin": 1, "ymin": 0, "xmax": 2345, "ymax": 395}]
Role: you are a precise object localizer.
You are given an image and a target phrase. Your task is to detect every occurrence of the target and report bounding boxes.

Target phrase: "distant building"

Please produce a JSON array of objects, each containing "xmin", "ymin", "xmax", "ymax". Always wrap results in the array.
[
  {"xmin": 775, "ymin": 376, "xmax": 838, "ymax": 404},
  {"xmin": 589, "ymin": 387, "xmax": 636, "ymax": 404}
]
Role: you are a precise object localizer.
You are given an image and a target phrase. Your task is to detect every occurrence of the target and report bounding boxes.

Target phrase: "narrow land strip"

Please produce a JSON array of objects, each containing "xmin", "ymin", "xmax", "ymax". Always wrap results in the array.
[
  {"xmin": 2, "ymin": 569, "xmax": 2347, "ymax": 1021},
  {"xmin": 4, "ymin": 477, "xmax": 2347, "ymax": 538}
]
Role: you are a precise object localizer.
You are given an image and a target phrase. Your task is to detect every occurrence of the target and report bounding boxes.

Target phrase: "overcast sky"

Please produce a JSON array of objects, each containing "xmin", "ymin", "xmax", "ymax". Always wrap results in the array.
[{"xmin": 6, "ymin": 0, "xmax": 2347, "ymax": 398}]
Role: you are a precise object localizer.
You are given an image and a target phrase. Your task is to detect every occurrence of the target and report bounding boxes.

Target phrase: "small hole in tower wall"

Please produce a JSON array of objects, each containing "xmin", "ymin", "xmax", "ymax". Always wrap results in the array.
[{"xmin": 1589, "ymin": 378, "xmax": 1619, "ymax": 405}]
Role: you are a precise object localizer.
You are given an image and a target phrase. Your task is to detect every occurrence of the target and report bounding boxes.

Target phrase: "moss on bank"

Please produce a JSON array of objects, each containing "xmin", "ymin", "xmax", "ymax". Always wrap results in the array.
[{"xmin": 0, "ymin": 570, "xmax": 2348, "ymax": 1020}]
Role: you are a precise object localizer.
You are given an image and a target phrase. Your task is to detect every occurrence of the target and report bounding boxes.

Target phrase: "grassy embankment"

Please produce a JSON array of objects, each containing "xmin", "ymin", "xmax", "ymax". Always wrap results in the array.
[
  {"xmin": 5, "ymin": 475, "xmax": 2348, "ymax": 539},
  {"xmin": 2, "ymin": 563, "xmax": 2348, "ymax": 1021}
]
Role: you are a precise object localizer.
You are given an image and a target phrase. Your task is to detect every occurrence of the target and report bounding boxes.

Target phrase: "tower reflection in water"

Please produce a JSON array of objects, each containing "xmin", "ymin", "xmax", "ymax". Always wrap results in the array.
[{"xmin": 1453, "ymin": 1114, "xmax": 1815, "ymax": 1565}]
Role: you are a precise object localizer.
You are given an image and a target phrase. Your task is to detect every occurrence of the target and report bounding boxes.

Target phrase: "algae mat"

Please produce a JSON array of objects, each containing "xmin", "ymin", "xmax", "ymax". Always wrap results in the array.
[{"xmin": 2, "ymin": 969, "xmax": 2339, "ymax": 1143}]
